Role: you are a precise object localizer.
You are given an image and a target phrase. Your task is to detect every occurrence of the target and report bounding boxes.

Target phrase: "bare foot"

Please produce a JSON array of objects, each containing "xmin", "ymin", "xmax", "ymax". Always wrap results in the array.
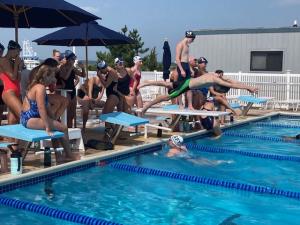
[
  {"xmin": 188, "ymin": 105, "xmax": 195, "ymax": 110},
  {"xmin": 179, "ymin": 104, "xmax": 185, "ymax": 109}
]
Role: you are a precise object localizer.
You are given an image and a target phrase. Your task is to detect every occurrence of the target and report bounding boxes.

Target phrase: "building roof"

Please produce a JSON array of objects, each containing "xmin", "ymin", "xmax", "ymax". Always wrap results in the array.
[{"xmin": 193, "ymin": 27, "xmax": 300, "ymax": 35}]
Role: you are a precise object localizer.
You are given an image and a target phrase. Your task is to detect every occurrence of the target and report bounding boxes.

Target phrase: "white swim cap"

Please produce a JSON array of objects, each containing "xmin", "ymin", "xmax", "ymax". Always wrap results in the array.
[
  {"xmin": 97, "ymin": 60, "xmax": 107, "ymax": 70},
  {"xmin": 133, "ymin": 55, "xmax": 142, "ymax": 63},
  {"xmin": 170, "ymin": 135, "xmax": 183, "ymax": 147}
]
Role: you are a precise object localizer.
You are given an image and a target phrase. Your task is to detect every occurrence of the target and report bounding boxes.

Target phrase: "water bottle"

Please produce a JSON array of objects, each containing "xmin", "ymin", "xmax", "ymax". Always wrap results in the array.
[
  {"xmin": 10, "ymin": 151, "xmax": 22, "ymax": 175},
  {"xmin": 157, "ymin": 123, "xmax": 163, "ymax": 137},
  {"xmin": 44, "ymin": 147, "xmax": 52, "ymax": 167}
]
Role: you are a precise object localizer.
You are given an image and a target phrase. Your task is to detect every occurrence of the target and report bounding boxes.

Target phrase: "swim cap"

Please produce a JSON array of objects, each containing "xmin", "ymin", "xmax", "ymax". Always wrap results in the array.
[
  {"xmin": 97, "ymin": 60, "xmax": 107, "ymax": 70},
  {"xmin": 213, "ymin": 84, "xmax": 230, "ymax": 93},
  {"xmin": 7, "ymin": 40, "xmax": 22, "ymax": 51},
  {"xmin": 114, "ymin": 57, "xmax": 124, "ymax": 65},
  {"xmin": 64, "ymin": 50, "xmax": 76, "ymax": 60},
  {"xmin": 296, "ymin": 134, "xmax": 300, "ymax": 139},
  {"xmin": 185, "ymin": 31, "xmax": 195, "ymax": 38},
  {"xmin": 133, "ymin": 55, "xmax": 142, "ymax": 63},
  {"xmin": 198, "ymin": 57, "xmax": 208, "ymax": 64},
  {"xmin": 170, "ymin": 135, "xmax": 184, "ymax": 147}
]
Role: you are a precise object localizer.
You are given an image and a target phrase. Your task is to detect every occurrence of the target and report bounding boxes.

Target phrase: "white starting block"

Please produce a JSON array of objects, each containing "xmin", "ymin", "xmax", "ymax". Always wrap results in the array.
[{"xmin": 40, "ymin": 128, "xmax": 85, "ymax": 152}]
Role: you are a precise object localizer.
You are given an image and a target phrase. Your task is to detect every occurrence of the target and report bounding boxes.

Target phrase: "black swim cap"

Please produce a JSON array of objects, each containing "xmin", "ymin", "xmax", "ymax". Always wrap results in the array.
[
  {"xmin": 7, "ymin": 40, "xmax": 22, "ymax": 51},
  {"xmin": 185, "ymin": 31, "xmax": 195, "ymax": 38},
  {"xmin": 214, "ymin": 84, "xmax": 230, "ymax": 93}
]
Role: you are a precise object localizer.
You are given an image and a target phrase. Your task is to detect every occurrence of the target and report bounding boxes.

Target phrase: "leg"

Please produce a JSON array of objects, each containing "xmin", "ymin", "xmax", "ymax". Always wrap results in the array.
[
  {"xmin": 214, "ymin": 96, "xmax": 238, "ymax": 115},
  {"xmin": 26, "ymin": 118, "xmax": 79, "ymax": 161},
  {"xmin": 102, "ymin": 95, "xmax": 120, "ymax": 140},
  {"xmin": 141, "ymin": 95, "xmax": 171, "ymax": 115},
  {"xmin": 138, "ymin": 80, "xmax": 173, "ymax": 89},
  {"xmin": 67, "ymin": 96, "xmax": 77, "ymax": 128},
  {"xmin": 78, "ymin": 98, "xmax": 91, "ymax": 132},
  {"xmin": 186, "ymin": 90, "xmax": 194, "ymax": 110},
  {"xmin": 136, "ymin": 91, "xmax": 143, "ymax": 109},
  {"xmin": 48, "ymin": 94, "xmax": 69, "ymax": 120},
  {"xmin": 2, "ymin": 91, "xmax": 22, "ymax": 124}
]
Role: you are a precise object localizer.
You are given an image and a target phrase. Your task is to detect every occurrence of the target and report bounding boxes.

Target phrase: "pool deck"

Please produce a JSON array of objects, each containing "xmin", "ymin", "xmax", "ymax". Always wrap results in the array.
[{"xmin": 0, "ymin": 108, "xmax": 298, "ymax": 185}]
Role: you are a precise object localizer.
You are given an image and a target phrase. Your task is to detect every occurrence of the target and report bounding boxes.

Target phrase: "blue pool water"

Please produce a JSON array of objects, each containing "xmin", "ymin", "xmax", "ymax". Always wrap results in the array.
[{"xmin": 1, "ymin": 115, "xmax": 300, "ymax": 225}]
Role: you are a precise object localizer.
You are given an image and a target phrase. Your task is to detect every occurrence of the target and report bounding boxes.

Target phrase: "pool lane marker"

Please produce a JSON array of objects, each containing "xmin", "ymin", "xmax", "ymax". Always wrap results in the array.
[
  {"xmin": 223, "ymin": 131, "xmax": 298, "ymax": 143},
  {"xmin": 111, "ymin": 163, "xmax": 300, "ymax": 201},
  {"xmin": 187, "ymin": 144, "xmax": 300, "ymax": 162},
  {"xmin": 254, "ymin": 122, "xmax": 300, "ymax": 129},
  {"xmin": 0, "ymin": 196, "xmax": 122, "ymax": 225}
]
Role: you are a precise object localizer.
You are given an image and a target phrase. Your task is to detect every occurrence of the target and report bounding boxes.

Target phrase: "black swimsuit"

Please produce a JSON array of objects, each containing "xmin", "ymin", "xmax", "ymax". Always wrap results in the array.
[
  {"xmin": 200, "ymin": 108, "xmax": 214, "ymax": 130},
  {"xmin": 105, "ymin": 76, "xmax": 119, "ymax": 99},
  {"xmin": 63, "ymin": 69, "xmax": 76, "ymax": 99},
  {"xmin": 117, "ymin": 74, "xmax": 131, "ymax": 96}
]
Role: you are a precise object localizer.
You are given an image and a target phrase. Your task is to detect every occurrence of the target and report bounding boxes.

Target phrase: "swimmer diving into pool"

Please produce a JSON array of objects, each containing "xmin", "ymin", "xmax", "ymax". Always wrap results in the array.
[
  {"xmin": 166, "ymin": 135, "xmax": 233, "ymax": 166},
  {"xmin": 137, "ymin": 73, "xmax": 258, "ymax": 115}
]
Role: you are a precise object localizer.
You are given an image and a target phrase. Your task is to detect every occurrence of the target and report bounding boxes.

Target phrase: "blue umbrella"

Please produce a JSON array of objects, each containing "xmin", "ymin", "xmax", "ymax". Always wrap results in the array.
[
  {"xmin": 162, "ymin": 40, "xmax": 171, "ymax": 80},
  {"xmin": 0, "ymin": 0, "xmax": 100, "ymax": 41},
  {"xmin": 33, "ymin": 21, "xmax": 134, "ymax": 74}
]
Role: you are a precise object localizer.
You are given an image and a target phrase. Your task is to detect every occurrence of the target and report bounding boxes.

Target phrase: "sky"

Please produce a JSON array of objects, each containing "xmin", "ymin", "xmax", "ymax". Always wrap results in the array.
[{"xmin": 1, "ymin": 0, "xmax": 300, "ymax": 62}]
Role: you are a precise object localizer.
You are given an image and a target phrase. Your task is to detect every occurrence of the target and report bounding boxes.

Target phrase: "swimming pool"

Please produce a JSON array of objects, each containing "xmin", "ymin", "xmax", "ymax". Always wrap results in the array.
[{"xmin": 1, "ymin": 114, "xmax": 300, "ymax": 225}]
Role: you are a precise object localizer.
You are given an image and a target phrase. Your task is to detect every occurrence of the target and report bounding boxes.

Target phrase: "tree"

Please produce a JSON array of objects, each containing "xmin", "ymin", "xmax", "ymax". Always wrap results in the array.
[
  {"xmin": 143, "ymin": 47, "xmax": 158, "ymax": 71},
  {"xmin": 97, "ymin": 26, "xmax": 149, "ymax": 67}
]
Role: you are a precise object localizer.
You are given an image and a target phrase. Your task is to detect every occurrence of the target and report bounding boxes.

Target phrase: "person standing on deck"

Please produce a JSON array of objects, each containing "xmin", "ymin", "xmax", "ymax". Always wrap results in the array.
[{"xmin": 175, "ymin": 31, "xmax": 196, "ymax": 110}]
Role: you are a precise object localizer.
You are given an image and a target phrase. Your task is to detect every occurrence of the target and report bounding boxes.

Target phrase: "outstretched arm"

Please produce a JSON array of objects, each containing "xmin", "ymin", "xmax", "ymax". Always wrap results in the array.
[{"xmin": 212, "ymin": 76, "xmax": 258, "ymax": 93}]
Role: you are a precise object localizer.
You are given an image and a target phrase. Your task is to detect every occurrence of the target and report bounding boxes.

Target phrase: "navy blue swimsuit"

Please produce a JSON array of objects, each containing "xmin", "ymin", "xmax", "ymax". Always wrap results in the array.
[{"xmin": 20, "ymin": 95, "xmax": 49, "ymax": 128}]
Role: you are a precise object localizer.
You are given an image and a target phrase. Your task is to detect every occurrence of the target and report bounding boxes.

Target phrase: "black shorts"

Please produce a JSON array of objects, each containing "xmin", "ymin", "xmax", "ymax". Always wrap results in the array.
[{"xmin": 177, "ymin": 62, "xmax": 191, "ymax": 81}]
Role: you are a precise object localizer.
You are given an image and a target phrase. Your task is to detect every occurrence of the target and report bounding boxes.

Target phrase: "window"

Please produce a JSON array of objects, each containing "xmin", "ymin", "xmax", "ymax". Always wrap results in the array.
[{"xmin": 250, "ymin": 51, "xmax": 283, "ymax": 71}]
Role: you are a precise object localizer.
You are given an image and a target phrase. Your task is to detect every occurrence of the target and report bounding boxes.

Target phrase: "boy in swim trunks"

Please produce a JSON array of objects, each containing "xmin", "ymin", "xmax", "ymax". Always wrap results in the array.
[{"xmin": 175, "ymin": 31, "xmax": 196, "ymax": 110}]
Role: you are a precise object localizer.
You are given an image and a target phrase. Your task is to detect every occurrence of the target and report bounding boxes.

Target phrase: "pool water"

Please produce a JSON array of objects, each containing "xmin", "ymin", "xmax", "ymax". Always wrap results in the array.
[{"xmin": 1, "ymin": 115, "xmax": 300, "ymax": 225}]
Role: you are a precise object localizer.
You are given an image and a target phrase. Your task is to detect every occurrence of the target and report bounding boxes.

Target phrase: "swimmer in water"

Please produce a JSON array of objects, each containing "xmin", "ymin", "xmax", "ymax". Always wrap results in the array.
[{"xmin": 166, "ymin": 135, "xmax": 234, "ymax": 166}]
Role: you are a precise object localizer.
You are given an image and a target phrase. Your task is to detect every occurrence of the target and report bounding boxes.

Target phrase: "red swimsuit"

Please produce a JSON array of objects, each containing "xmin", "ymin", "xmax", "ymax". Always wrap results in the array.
[{"xmin": 0, "ymin": 72, "xmax": 21, "ymax": 97}]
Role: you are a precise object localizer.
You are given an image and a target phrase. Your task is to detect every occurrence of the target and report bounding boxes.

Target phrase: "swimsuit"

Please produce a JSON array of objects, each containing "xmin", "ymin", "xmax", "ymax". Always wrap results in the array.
[
  {"xmin": 63, "ymin": 70, "xmax": 76, "ymax": 99},
  {"xmin": 0, "ymin": 72, "xmax": 20, "ymax": 97},
  {"xmin": 200, "ymin": 107, "xmax": 214, "ymax": 130},
  {"xmin": 129, "ymin": 70, "xmax": 141, "ymax": 93},
  {"xmin": 106, "ymin": 77, "xmax": 119, "ymax": 99},
  {"xmin": 20, "ymin": 95, "xmax": 49, "ymax": 128},
  {"xmin": 168, "ymin": 79, "xmax": 191, "ymax": 99},
  {"xmin": 117, "ymin": 74, "xmax": 131, "ymax": 96},
  {"xmin": 177, "ymin": 62, "xmax": 191, "ymax": 81},
  {"xmin": 77, "ymin": 84, "xmax": 102, "ymax": 99}
]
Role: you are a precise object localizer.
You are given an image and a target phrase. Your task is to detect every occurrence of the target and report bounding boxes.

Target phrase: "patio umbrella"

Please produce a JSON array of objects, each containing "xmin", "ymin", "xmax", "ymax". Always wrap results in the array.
[
  {"xmin": 162, "ymin": 40, "xmax": 171, "ymax": 80},
  {"xmin": 33, "ymin": 21, "xmax": 134, "ymax": 75},
  {"xmin": 0, "ymin": 0, "xmax": 100, "ymax": 42}
]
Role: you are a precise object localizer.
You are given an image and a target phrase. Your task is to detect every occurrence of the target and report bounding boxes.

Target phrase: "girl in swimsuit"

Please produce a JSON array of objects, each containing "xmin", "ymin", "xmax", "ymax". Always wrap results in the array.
[
  {"xmin": 77, "ymin": 76, "xmax": 105, "ymax": 131},
  {"xmin": 0, "ymin": 40, "xmax": 23, "ymax": 125},
  {"xmin": 29, "ymin": 58, "xmax": 69, "ymax": 121},
  {"xmin": 126, "ymin": 56, "xmax": 143, "ymax": 111},
  {"xmin": 114, "ymin": 58, "xmax": 136, "ymax": 113},
  {"xmin": 59, "ymin": 50, "xmax": 86, "ymax": 128},
  {"xmin": 21, "ymin": 64, "xmax": 79, "ymax": 161}
]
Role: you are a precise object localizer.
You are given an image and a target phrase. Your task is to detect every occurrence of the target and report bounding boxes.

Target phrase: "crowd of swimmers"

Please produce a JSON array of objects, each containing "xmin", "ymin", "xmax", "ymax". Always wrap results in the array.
[{"xmin": 0, "ymin": 31, "xmax": 258, "ymax": 164}]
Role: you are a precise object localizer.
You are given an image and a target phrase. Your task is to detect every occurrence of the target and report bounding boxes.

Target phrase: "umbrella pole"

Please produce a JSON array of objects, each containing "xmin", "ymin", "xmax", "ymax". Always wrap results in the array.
[
  {"xmin": 85, "ymin": 44, "xmax": 88, "ymax": 78},
  {"xmin": 14, "ymin": 13, "xmax": 19, "ymax": 42}
]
